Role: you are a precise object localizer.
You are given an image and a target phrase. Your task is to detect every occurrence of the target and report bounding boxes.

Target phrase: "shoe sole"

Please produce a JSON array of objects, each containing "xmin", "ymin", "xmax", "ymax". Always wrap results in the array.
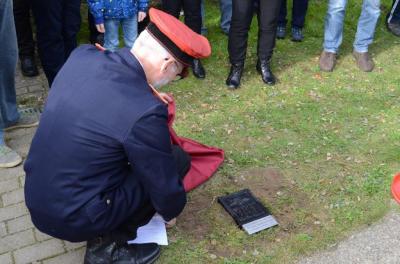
[
  {"xmin": 0, "ymin": 157, "xmax": 23, "ymax": 168},
  {"xmin": 4, "ymin": 121, "xmax": 39, "ymax": 132}
]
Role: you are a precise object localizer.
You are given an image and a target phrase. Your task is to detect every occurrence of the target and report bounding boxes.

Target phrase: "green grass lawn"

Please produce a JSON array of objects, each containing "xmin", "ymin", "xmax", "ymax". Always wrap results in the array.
[{"xmin": 80, "ymin": 0, "xmax": 399, "ymax": 263}]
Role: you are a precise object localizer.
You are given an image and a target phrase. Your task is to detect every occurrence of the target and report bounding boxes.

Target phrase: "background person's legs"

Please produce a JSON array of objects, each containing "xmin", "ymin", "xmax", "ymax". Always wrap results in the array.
[
  {"xmin": 323, "ymin": 0, "xmax": 348, "ymax": 53},
  {"xmin": 228, "ymin": 0, "xmax": 254, "ymax": 65},
  {"xmin": 31, "ymin": 0, "xmax": 64, "ymax": 86},
  {"xmin": 13, "ymin": 0, "xmax": 35, "ymax": 59},
  {"xmin": 88, "ymin": 11, "xmax": 104, "ymax": 45},
  {"xmin": 292, "ymin": 0, "xmax": 309, "ymax": 29},
  {"xmin": 277, "ymin": 0, "xmax": 287, "ymax": 28},
  {"xmin": 162, "ymin": 0, "xmax": 183, "ymax": 18},
  {"xmin": 62, "ymin": 0, "xmax": 81, "ymax": 61},
  {"xmin": 388, "ymin": 0, "xmax": 400, "ymax": 24},
  {"xmin": 219, "ymin": 0, "xmax": 232, "ymax": 34},
  {"xmin": 387, "ymin": 0, "xmax": 400, "ymax": 36},
  {"xmin": 353, "ymin": 0, "xmax": 380, "ymax": 53},
  {"xmin": 13, "ymin": 0, "xmax": 39, "ymax": 77},
  {"xmin": 0, "ymin": 0, "xmax": 20, "ymax": 129},
  {"xmin": 31, "ymin": 0, "xmax": 80, "ymax": 86},
  {"xmin": 103, "ymin": 19, "xmax": 121, "ymax": 52},
  {"xmin": 0, "ymin": 0, "xmax": 22, "ymax": 168},
  {"xmin": 257, "ymin": 0, "xmax": 281, "ymax": 61},
  {"xmin": 121, "ymin": 16, "xmax": 138, "ymax": 49}
]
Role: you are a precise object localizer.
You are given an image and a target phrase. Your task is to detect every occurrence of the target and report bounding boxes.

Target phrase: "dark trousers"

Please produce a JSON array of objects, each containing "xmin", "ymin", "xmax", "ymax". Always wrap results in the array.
[
  {"xmin": 162, "ymin": 0, "xmax": 202, "ymax": 34},
  {"xmin": 13, "ymin": 0, "xmax": 35, "ymax": 58},
  {"xmin": 228, "ymin": 0, "xmax": 282, "ymax": 64},
  {"xmin": 110, "ymin": 145, "xmax": 191, "ymax": 244},
  {"xmin": 388, "ymin": 0, "xmax": 400, "ymax": 24},
  {"xmin": 88, "ymin": 11, "xmax": 99, "ymax": 44},
  {"xmin": 30, "ymin": 0, "xmax": 81, "ymax": 86},
  {"xmin": 278, "ymin": 0, "xmax": 308, "ymax": 28}
]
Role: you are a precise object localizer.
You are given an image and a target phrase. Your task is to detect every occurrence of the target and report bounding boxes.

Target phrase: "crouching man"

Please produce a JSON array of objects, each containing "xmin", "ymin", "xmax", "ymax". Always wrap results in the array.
[{"xmin": 24, "ymin": 8, "xmax": 211, "ymax": 264}]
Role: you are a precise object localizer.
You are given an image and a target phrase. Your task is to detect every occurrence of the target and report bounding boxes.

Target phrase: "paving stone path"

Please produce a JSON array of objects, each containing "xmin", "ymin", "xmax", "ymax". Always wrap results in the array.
[{"xmin": 1, "ymin": 67, "xmax": 399, "ymax": 264}]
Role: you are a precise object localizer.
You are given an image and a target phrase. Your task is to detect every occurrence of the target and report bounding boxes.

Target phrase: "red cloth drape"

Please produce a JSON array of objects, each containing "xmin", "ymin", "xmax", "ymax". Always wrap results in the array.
[{"xmin": 167, "ymin": 100, "xmax": 225, "ymax": 192}]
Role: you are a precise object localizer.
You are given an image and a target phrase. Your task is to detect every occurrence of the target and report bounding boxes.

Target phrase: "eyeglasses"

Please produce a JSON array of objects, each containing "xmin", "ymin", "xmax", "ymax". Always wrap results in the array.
[{"xmin": 172, "ymin": 61, "xmax": 188, "ymax": 82}]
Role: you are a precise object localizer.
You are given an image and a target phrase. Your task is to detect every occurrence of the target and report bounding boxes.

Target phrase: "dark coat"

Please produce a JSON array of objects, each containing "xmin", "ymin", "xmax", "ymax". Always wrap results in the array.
[{"xmin": 24, "ymin": 45, "xmax": 186, "ymax": 242}]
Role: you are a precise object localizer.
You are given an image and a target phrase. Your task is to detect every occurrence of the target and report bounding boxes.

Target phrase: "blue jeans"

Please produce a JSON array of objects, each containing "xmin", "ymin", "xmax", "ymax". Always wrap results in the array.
[
  {"xmin": 104, "ymin": 16, "xmax": 138, "ymax": 52},
  {"xmin": 323, "ymin": 0, "xmax": 380, "ymax": 53},
  {"xmin": 0, "ymin": 0, "xmax": 20, "ymax": 132},
  {"xmin": 220, "ymin": 0, "xmax": 232, "ymax": 34},
  {"xmin": 0, "ymin": 129, "xmax": 4, "ymax": 145}
]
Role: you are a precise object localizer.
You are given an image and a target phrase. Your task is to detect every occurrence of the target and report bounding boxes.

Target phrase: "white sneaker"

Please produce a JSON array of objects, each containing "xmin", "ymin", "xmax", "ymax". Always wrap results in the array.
[{"xmin": 0, "ymin": 145, "xmax": 22, "ymax": 168}]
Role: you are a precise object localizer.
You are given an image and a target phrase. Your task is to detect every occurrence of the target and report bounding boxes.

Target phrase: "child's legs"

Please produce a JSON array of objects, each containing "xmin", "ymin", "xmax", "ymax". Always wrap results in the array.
[
  {"xmin": 104, "ymin": 19, "xmax": 120, "ymax": 52},
  {"xmin": 121, "ymin": 16, "xmax": 138, "ymax": 49}
]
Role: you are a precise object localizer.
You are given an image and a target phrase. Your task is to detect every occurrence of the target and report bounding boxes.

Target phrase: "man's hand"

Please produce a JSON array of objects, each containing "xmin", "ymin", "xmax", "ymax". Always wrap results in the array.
[
  {"xmin": 138, "ymin": 11, "xmax": 147, "ymax": 22},
  {"xmin": 158, "ymin": 92, "xmax": 173, "ymax": 103},
  {"xmin": 96, "ymin": 24, "xmax": 105, "ymax": 33},
  {"xmin": 165, "ymin": 218, "xmax": 176, "ymax": 228}
]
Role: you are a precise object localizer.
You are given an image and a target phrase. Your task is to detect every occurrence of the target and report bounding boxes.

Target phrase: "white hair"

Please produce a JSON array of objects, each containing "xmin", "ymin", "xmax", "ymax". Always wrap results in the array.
[{"xmin": 132, "ymin": 30, "xmax": 171, "ymax": 60}]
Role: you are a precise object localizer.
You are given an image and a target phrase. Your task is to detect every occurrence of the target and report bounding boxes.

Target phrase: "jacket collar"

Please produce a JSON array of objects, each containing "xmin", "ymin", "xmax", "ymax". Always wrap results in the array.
[{"xmin": 117, "ymin": 47, "xmax": 147, "ymax": 80}]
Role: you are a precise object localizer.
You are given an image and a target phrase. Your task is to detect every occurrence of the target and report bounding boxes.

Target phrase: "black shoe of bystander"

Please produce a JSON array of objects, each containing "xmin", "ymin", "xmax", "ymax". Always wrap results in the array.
[
  {"xmin": 226, "ymin": 63, "xmax": 244, "ymax": 89},
  {"xmin": 256, "ymin": 59, "xmax": 276, "ymax": 86},
  {"xmin": 20, "ymin": 56, "xmax": 39, "ymax": 77}
]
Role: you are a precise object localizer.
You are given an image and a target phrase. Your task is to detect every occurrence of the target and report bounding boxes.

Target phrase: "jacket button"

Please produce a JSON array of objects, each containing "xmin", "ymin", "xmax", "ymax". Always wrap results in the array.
[{"xmin": 106, "ymin": 199, "xmax": 111, "ymax": 205}]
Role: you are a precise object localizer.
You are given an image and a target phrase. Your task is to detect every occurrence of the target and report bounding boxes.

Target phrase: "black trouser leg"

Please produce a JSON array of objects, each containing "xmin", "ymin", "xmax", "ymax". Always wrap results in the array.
[
  {"xmin": 13, "ymin": 0, "xmax": 35, "ymax": 58},
  {"xmin": 162, "ymin": 0, "xmax": 201, "ymax": 34},
  {"xmin": 88, "ymin": 11, "xmax": 99, "ymax": 44},
  {"xmin": 388, "ymin": 0, "xmax": 400, "ymax": 24},
  {"xmin": 110, "ymin": 145, "xmax": 191, "ymax": 244},
  {"xmin": 62, "ymin": 0, "xmax": 80, "ymax": 61},
  {"xmin": 257, "ymin": 0, "xmax": 282, "ymax": 61},
  {"xmin": 182, "ymin": 0, "xmax": 202, "ymax": 34},
  {"xmin": 277, "ymin": 0, "xmax": 287, "ymax": 27},
  {"xmin": 292, "ymin": 0, "xmax": 308, "ymax": 28},
  {"xmin": 228, "ymin": 0, "xmax": 254, "ymax": 65},
  {"xmin": 31, "ymin": 0, "xmax": 80, "ymax": 86},
  {"xmin": 162, "ymin": 0, "xmax": 183, "ymax": 18}
]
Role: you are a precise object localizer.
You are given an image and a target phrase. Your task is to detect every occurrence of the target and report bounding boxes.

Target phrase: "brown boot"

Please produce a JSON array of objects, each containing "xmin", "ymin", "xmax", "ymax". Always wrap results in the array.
[
  {"xmin": 319, "ymin": 51, "xmax": 336, "ymax": 72},
  {"xmin": 353, "ymin": 51, "xmax": 374, "ymax": 72}
]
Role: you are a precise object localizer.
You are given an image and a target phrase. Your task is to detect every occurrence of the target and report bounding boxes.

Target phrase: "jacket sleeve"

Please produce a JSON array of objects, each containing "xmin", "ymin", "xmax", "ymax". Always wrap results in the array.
[
  {"xmin": 87, "ymin": 0, "xmax": 105, "ymax": 24},
  {"xmin": 123, "ymin": 104, "xmax": 186, "ymax": 221},
  {"xmin": 137, "ymin": 0, "xmax": 149, "ymax": 12}
]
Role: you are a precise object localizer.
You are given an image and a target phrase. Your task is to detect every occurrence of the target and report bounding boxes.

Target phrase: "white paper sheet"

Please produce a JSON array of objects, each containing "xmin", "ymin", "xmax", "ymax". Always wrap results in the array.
[{"xmin": 128, "ymin": 214, "xmax": 168, "ymax": 246}]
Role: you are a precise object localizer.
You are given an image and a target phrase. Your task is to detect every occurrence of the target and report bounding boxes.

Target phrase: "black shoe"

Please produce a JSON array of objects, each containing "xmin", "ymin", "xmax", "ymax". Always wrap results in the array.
[
  {"xmin": 256, "ymin": 59, "xmax": 276, "ymax": 86},
  {"xmin": 225, "ymin": 63, "xmax": 243, "ymax": 89},
  {"xmin": 20, "ymin": 56, "xmax": 39, "ymax": 77},
  {"xmin": 276, "ymin": 25, "xmax": 286, "ymax": 39},
  {"xmin": 192, "ymin": 59, "xmax": 206, "ymax": 79},
  {"xmin": 84, "ymin": 236, "xmax": 161, "ymax": 264},
  {"xmin": 291, "ymin": 27, "xmax": 304, "ymax": 42},
  {"xmin": 387, "ymin": 22, "xmax": 400, "ymax": 37}
]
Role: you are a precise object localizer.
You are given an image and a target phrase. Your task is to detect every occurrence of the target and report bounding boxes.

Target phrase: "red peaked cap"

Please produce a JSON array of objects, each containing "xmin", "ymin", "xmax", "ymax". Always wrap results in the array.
[{"xmin": 146, "ymin": 8, "xmax": 211, "ymax": 67}]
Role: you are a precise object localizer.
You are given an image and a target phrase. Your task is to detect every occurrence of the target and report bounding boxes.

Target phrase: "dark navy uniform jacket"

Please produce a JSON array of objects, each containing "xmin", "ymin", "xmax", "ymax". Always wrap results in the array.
[{"xmin": 24, "ymin": 45, "xmax": 186, "ymax": 242}]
